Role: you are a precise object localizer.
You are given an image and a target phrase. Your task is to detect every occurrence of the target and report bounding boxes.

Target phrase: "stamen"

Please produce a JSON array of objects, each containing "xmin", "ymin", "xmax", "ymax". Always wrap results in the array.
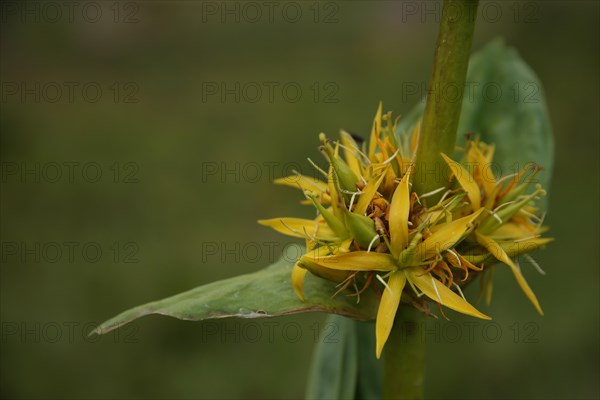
[
  {"xmin": 407, "ymin": 277, "xmax": 424, "ymax": 297},
  {"xmin": 514, "ymin": 234, "xmax": 541, "ymax": 243},
  {"xmin": 349, "ymin": 191, "xmax": 360, "ymax": 211},
  {"xmin": 340, "ymin": 188, "xmax": 362, "ymax": 196},
  {"xmin": 302, "ymin": 226, "xmax": 318, "ymax": 243},
  {"xmin": 486, "ymin": 209, "xmax": 503, "ymax": 224},
  {"xmin": 420, "ymin": 186, "xmax": 446, "ymax": 198},
  {"xmin": 446, "ymin": 249, "xmax": 461, "ymax": 267},
  {"xmin": 536, "ymin": 212, "xmax": 547, "ymax": 229},
  {"xmin": 332, "ymin": 274, "xmax": 354, "ymax": 298},
  {"xmin": 453, "ymin": 282, "xmax": 467, "ymax": 301},
  {"xmin": 307, "ymin": 158, "xmax": 328, "ymax": 178},
  {"xmin": 352, "ymin": 282, "xmax": 360, "ymax": 304},
  {"xmin": 336, "ymin": 272, "xmax": 356, "ymax": 288},
  {"xmin": 367, "ymin": 234, "xmax": 380, "ymax": 252},
  {"xmin": 337, "ymin": 142, "xmax": 370, "ymax": 165},
  {"xmin": 376, "ymin": 274, "xmax": 392, "ymax": 294},
  {"xmin": 312, "ymin": 222, "xmax": 319, "ymax": 237},
  {"xmin": 496, "ymin": 171, "xmax": 519, "ymax": 185},
  {"xmin": 279, "ymin": 219, "xmax": 307, "ymax": 238},
  {"xmin": 431, "ymin": 275, "xmax": 444, "ymax": 305},
  {"xmin": 519, "ymin": 209, "xmax": 542, "ymax": 222},
  {"xmin": 437, "ymin": 190, "xmax": 452, "ymax": 205},
  {"xmin": 524, "ymin": 254, "xmax": 546, "ymax": 275},
  {"xmin": 291, "ymin": 169, "xmax": 325, "ymax": 191},
  {"xmin": 381, "ymin": 148, "xmax": 401, "ymax": 165},
  {"xmin": 493, "ymin": 201, "xmax": 516, "ymax": 213}
]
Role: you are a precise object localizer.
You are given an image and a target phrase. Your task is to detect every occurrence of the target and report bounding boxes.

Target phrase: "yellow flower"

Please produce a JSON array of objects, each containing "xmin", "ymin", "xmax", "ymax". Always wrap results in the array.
[
  {"xmin": 260, "ymin": 105, "xmax": 550, "ymax": 358},
  {"xmin": 441, "ymin": 138, "xmax": 552, "ymax": 315}
]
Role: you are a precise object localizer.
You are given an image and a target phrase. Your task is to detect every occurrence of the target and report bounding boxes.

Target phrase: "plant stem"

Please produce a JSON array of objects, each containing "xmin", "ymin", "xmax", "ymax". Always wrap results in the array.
[
  {"xmin": 383, "ymin": 2, "xmax": 480, "ymax": 397},
  {"xmin": 413, "ymin": 0, "xmax": 480, "ymax": 200},
  {"xmin": 383, "ymin": 306, "xmax": 426, "ymax": 400}
]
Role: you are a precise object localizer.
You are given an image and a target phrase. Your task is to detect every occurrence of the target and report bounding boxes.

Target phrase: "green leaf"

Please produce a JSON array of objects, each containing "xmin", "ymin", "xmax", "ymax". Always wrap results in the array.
[
  {"xmin": 305, "ymin": 317, "xmax": 382, "ymax": 400},
  {"xmin": 395, "ymin": 101, "xmax": 425, "ymax": 140},
  {"xmin": 92, "ymin": 255, "xmax": 379, "ymax": 335},
  {"xmin": 456, "ymin": 38, "xmax": 554, "ymax": 195},
  {"xmin": 354, "ymin": 321, "xmax": 383, "ymax": 400},
  {"xmin": 306, "ymin": 315, "xmax": 358, "ymax": 400},
  {"xmin": 395, "ymin": 38, "xmax": 554, "ymax": 203}
]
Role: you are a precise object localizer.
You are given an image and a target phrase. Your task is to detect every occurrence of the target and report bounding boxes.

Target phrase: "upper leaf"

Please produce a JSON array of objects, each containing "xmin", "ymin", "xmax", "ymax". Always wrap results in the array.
[
  {"xmin": 456, "ymin": 38, "xmax": 554, "ymax": 196},
  {"xmin": 395, "ymin": 38, "xmax": 554, "ymax": 207}
]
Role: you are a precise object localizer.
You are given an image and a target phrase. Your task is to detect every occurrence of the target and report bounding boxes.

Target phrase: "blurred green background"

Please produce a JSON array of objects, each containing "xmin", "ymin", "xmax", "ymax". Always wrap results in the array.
[{"xmin": 1, "ymin": 1, "xmax": 598, "ymax": 399}]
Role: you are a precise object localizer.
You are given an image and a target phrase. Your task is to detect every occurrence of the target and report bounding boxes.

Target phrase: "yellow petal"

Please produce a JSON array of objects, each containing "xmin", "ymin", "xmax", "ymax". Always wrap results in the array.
[
  {"xmin": 375, "ymin": 272, "xmax": 407, "ymax": 358},
  {"xmin": 475, "ymin": 232, "xmax": 543, "ymax": 315},
  {"xmin": 469, "ymin": 142, "xmax": 496, "ymax": 198},
  {"xmin": 301, "ymin": 251, "xmax": 397, "ymax": 272},
  {"xmin": 389, "ymin": 168, "xmax": 412, "ymax": 256},
  {"xmin": 488, "ymin": 221, "xmax": 535, "ymax": 239},
  {"xmin": 415, "ymin": 209, "xmax": 484, "ymax": 261},
  {"xmin": 410, "ymin": 122, "xmax": 420, "ymax": 161},
  {"xmin": 483, "ymin": 184, "xmax": 500, "ymax": 210},
  {"xmin": 484, "ymin": 143, "xmax": 496, "ymax": 164},
  {"xmin": 340, "ymin": 130, "xmax": 362, "ymax": 177},
  {"xmin": 441, "ymin": 153, "xmax": 481, "ymax": 210},
  {"xmin": 354, "ymin": 171, "xmax": 386, "ymax": 215},
  {"xmin": 369, "ymin": 102, "xmax": 383, "ymax": 161},
  {"xmin": 498, "ymin": 163, "xmax": 538, "ymax": 200},
  {"xmin": 291, "ymin": 263, "xmax": 308, "ymax": 301},
  {"xmin": 406, "ymin": 268, "xmax": 491, "ymax": 320},
  {"xmin": 484, "ymin": 267, "xmax": 494, "ymax": 305},
  {"xmin": 258, "ymin": 218, "xmax": 338, "ymax": 241},
  {"xmin": 274, "ymin": 175, "xmax": 328, "ymax": 193},
  {"xmin": 299, "ymin": 261, "xmax": 348, "ymax": 283},
  {"xmin": 501, "ymin": 237, "xmax": 554, "ymax": 257}
]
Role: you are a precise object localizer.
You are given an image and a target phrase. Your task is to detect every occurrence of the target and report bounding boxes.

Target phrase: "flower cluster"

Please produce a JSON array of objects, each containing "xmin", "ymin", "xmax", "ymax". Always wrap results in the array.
[{"xmin": 259, "ymin": 104, "xmax": 552, "ymax": 357}]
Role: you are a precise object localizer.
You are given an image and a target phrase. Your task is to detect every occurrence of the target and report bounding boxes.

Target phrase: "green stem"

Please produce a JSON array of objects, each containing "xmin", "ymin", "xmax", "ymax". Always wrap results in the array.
[
  {"xmin": 413, "ymin": 0, "xmax": 480, "ymax": 199},
  {"xmin": 383, "ymin": 306, "xmax": 426, "ymax": 400},
  {"xmin": 382, "ymin": 2, "xmax": 480, "ymax": 397}
]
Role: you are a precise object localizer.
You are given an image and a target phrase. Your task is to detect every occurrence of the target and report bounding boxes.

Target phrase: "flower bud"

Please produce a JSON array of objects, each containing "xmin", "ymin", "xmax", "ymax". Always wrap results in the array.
[
  {"xmin": 480, "ymin": 185, "xmax": 546, "ymax": 234},
  {"xmin": 320, "ymin": 133, "xmax": 359, "ymax": 195},
  {"xmin": 344, "ymin": 209, "xmax": 380, "ymax": 249},
  {"xmin": 305, "ymin": 191, "xmax": 348, "ymax": 239}
]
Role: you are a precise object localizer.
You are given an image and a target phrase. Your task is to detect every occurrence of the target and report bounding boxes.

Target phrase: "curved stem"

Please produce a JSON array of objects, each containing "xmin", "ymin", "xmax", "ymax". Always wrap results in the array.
[
  {"xmin": 413, "ymin": 0, "xmax": 480, "ymax": 200},
  {"xmin": 382, "ymin": 306, "xmax": 426, "ymax": 399}
]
